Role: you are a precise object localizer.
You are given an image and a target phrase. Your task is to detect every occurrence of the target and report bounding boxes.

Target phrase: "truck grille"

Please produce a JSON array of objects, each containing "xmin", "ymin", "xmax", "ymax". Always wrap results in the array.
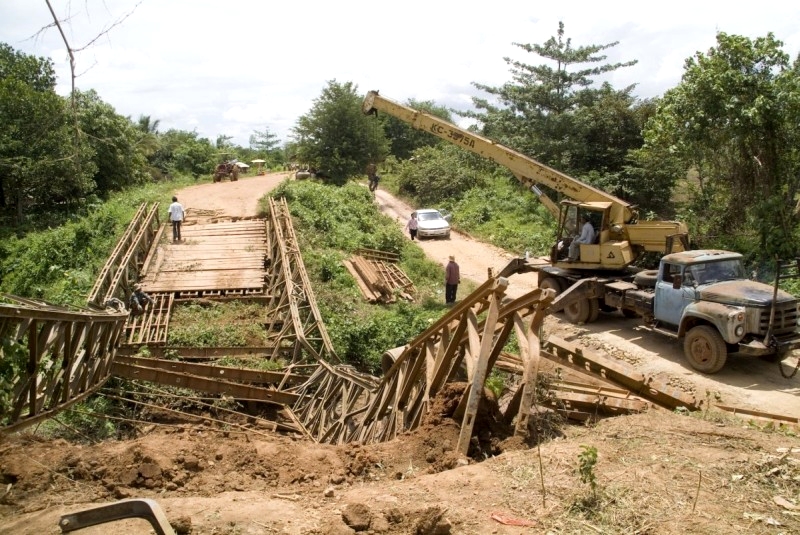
[{"xmin": 757, "ymin": 302, "xmax": 799, "ymax": 336}]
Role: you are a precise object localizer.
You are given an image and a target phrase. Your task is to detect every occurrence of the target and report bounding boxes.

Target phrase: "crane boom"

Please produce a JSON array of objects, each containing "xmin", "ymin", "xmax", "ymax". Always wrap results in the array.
[
  {"xmin": 363, "ymin": 90, "xmax": 634, "ymax": 227},
  {"xmin": 363, "ymin": 90, "xmax": 689, "ymax": 269}
]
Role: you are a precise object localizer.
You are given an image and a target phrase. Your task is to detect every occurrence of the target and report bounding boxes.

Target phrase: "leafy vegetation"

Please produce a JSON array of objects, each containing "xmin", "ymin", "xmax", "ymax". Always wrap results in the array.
[
  {"xmin": 642, "ymin": 32, "xmax": 800, "ymax": 258},
  {"xmin": 0, "ymin": 175, "xmax": 195, "ymax": 303},
  {"xmin": 266, "ymin": 179, "xmax": 459, "ymax": 373},
  {"xmin": 168, "ymin": 301, "xmax": 268, "ymax": 347},
  {"xmin": 292, "ymin": 80, "xmax": 388, "ymax": 184}
]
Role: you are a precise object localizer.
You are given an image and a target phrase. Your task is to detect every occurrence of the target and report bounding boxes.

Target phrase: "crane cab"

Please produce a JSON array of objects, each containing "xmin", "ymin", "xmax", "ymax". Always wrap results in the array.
[{"xmin": 551, "ymin": 201, "xmax": 634, "ymax": 270}]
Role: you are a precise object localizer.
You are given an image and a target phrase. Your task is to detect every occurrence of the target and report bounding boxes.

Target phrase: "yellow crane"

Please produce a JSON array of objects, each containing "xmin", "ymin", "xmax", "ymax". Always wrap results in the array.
[{"xmin": 362, "ymin": 90, "xmax": 688, "ymax": 272}]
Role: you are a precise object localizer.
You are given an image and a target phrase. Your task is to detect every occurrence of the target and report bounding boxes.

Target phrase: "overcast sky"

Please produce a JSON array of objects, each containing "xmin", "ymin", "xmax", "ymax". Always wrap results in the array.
[{"xmin": 2, "ymin": 1, "xmax": 799, "ymax": 147}]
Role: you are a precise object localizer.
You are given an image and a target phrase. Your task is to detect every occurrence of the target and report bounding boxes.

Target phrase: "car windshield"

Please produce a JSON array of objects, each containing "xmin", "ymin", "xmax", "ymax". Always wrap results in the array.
[
  {"xmin": 417, "ymin": 212, "xmax": 443, "ymax": 222},
  {"xmin": 685, "ymin": 259, "xmax": 745, "ymax": 285}
]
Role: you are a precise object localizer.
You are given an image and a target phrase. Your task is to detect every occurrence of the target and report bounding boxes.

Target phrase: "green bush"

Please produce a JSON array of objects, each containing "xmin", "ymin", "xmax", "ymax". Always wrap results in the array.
[
  {"xmin": 268, "ymin": 179, "xmax": 451, "ymax": 373},
  {"xmin": 0, "ymin": 174, "xmax": 195, "ymax": 304}
]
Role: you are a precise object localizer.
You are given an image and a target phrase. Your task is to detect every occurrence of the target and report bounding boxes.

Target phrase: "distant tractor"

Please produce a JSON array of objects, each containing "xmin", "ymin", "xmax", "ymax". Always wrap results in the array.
[{"xmin": 213, "ymin": 160, "xmax": 239, "ymax": 182}]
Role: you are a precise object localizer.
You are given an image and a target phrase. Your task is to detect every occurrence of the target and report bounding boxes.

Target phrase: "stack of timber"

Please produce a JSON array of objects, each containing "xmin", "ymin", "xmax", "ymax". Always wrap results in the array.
[{"xmin": 343, "ymin": 248, "xmax": 416, "ymax": 303}]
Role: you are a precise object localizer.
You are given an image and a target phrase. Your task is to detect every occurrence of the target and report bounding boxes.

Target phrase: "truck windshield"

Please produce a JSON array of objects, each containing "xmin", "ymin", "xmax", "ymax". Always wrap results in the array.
[{"xmin": 686, "ymin": 259, "xmax": 745, "ymax": 285}]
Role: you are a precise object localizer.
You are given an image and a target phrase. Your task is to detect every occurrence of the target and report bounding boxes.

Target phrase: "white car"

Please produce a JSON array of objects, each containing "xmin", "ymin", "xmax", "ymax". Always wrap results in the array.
[{"xmin": 414, "ymin": 209, "xmax": 451, "ymax": 239}]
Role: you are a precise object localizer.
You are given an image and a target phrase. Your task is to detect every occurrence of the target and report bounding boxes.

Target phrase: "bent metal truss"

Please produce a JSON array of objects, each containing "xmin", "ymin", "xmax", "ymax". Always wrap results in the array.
[{"xmin": 4, "ymin": 195, "xmax": 745, "ymax": 446}]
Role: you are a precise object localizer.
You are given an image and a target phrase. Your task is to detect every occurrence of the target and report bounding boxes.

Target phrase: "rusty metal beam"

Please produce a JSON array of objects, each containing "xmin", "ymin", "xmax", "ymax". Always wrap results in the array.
[
  {"xmin": 114, "ymin": 355, "xmax": 306, "ymax": 386},
  {"xmin": 714, "ymin": 404, "xmax": 799, "ymax": 426},
  {"xmin": 111, "ymin": 361, "xmax": 299, "ymax": 406},
  {"xmin": 87, "ymin": 203, "xmax": 161, "ymax": 308},
  {"xmin": 541, "ymin": 335, "xmax": 700, "ymax": 411},
  {"xmin": 115, "ymin": 346, "xmax": 281, "ymax": 359},
  {"xmin": 265, "ymin": 198, "xmax": 339, "ymax": 364}
]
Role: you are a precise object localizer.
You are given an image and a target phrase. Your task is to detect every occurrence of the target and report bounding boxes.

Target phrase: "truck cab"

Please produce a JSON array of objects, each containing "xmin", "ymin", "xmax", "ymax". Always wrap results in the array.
[{"xmin": 652, "ymin": 250, "xmax": 800, "ymax": 373}]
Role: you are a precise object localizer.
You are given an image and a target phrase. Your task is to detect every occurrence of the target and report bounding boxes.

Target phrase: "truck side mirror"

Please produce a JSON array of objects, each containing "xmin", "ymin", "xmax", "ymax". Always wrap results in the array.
[{"xmin": 672, "ymin": 275, "xmax": 682, "ymax": 289}]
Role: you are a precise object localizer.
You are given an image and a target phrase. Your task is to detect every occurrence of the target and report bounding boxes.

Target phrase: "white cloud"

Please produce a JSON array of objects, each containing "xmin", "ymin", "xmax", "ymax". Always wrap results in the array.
[{"xmin": 2, "ymin": 0, "xmax": 799, "ymax": 145}]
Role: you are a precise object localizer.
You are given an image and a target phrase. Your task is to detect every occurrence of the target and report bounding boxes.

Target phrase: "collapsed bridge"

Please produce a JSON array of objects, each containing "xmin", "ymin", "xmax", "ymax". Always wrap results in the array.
[{"xmin": 3, "ymin": 196, "xmax": 732, "ymax": 452}]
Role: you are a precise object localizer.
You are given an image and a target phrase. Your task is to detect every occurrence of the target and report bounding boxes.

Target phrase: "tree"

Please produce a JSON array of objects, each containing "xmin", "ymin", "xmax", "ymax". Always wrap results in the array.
[
  {"xmin": 0, "ymin": 43, "xmax": 56, "ymax": 91},
  {"xmin": 466, "ymin": 21, "xmax": 638, "ymax": 174},
  {"xmin": 249, "ymin": 126, "xmax": 280, "ymax": 152},
  {"xmin": 0, "ymin": 43, "xmax": 94, "ymax": 223},
  {"xmin": 75, "ymin": 89, "xmax": 148, "ymax": 196},
  {"xmin": 150, "ymin": 129, "xmax": 216, "ymax": 178},
  {"xmin": 396, "ymin": 144, "xmax": 487, "ymax": 205},
  {"xmin": 135, "ymin": 114, "xmax": 162, "ymax": 172},
  {"xmin": 216, "ymin": 135, "xmax": 233, "ymax": 152},
  {"xmin": 383, "ymin": 99, "xmax": 452, "ymax": 160},
  {"xmin": 249, "ymin": 126, "xmax": 282, "ymax": 168},
  {"xmin": 642, "ymin": 32, "xmax": 800, "ymax": 256},
  {"xmin": 292, "ymin": 80, "xmax": 388, "ymax": 184}
]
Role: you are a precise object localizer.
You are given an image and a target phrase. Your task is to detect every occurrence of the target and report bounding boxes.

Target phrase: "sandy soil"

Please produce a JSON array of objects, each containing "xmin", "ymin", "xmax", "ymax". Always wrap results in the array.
[{"xmin": 1, "ymin": 173, "xmax": 798, "ymax": 535}]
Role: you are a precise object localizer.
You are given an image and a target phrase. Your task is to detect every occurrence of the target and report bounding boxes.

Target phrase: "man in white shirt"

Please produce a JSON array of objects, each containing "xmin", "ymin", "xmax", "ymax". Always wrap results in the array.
[
  {"xmin": 168, "ymin": 196, "xmax": 185, "ymax": 242},
  {"xmin": 568, "ymin": 214, "xmax": 596, "ymax": 262}
]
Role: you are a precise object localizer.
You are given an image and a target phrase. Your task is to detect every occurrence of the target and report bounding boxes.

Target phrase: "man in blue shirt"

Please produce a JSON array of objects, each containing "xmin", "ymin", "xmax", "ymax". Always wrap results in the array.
[{"xmin": 568, "ymin": 214, "xmax": 596, "ymax": 262}]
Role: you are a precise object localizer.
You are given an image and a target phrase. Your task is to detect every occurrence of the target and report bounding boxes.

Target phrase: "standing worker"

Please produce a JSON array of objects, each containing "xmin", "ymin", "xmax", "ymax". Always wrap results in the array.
[
  {"xmin": 168, "ymin": 196, "xmax": 185, "ymax": 242},
  {"xmin": 366, "ymin": 162, "xmax": 380, "ymax": 192},
  {"xmin": 405, "ymin": 213, "xmax": 418, "ymax": 241},
  {"xmin": 445, "ymin": 255, "xmax": 460, "ymax": 305}
]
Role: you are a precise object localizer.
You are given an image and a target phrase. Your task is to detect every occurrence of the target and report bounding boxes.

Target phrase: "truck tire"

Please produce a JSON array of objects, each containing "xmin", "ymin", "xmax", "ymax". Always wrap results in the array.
[
  {"xmin": 588, "ymin": 298, "xmax": 600, "ymax": 323},
  {"xmin": 634, "ymin": 270, "xmax": 659, "ymax": 288},
  {"xmin": 538, "ymin": 276, "xmax": 563, "ymax": 295},
  {"xmin": 683, "ymin": 325, "xmax": 728, "ymax": 374},
  {"xmin": 564, "ymin": 297, "xmax": 592, "ymax": 324}
]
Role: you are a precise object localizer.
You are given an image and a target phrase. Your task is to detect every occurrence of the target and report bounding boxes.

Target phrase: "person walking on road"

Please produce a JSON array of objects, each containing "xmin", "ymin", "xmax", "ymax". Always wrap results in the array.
[
  {"xmin": 405, "ymin": 213, "xmax": 418, "ymax": 241},
  {"xmin": 168, "ymin": 196, "xmax": 185, "ymax": 242},
  {"xmin": 445, "ymin": 255, "xmax": 460, "ymax": 305}
]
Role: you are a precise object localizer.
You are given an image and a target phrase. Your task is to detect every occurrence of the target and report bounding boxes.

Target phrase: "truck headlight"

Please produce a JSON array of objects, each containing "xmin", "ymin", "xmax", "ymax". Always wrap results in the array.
[{"xmin": 735, "ymin": 325, "xmax": 744, "ymax": 337}]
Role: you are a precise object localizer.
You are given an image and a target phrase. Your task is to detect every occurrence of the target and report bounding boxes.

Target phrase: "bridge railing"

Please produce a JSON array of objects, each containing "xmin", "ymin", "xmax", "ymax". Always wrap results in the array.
[
  {"xmin": 1, "ymin": 294, "xmax": 128, "ymax": 433},
  {"xmin": 86, "ymin": 203, "xmax": 161, "ymax": 308}
]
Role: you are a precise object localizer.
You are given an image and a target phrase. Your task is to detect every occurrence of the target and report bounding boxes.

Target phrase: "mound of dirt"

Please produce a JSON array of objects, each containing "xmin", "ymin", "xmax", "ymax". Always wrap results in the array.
[{"xmin": 2, "ymin": 387, "xmax": 798, "ymax": 535}]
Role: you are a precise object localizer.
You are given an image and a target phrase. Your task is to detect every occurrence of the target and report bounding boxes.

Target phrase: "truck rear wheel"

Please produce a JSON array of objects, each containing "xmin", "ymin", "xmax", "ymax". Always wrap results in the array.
[
  {"xmin": 684, "ymin": 325, "xmax": 727, "ymax": 373},
  {"xmin": 564, "ymin": 297, "xmax": 591, "ymax": 324},
  {"xmin": 588, "ymin": 298, "xmax": 600, "ymax": 323}
]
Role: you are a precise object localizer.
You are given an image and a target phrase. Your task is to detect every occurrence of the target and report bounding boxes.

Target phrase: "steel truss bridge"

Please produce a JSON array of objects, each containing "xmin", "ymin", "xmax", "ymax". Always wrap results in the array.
[{"xmin": 4, "ymin": 197, "xmax": 747, "ymax": 453}]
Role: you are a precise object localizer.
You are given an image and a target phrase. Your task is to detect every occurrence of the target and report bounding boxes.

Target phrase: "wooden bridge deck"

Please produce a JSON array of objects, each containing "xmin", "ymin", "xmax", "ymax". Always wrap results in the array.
[{"xmin": 140, "ymin": 219, "xmax": 268, "ymax": 295}]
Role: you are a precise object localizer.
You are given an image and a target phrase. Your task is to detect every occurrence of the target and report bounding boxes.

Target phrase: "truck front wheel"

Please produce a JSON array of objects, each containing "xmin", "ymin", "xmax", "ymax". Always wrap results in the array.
[
  {"xmin": 538, "ymin": 276, "xmax": 563, "ymax": 296},
  {"xmin": 684, "ymin": 325, "xmax": 728, "ymax": 373}
]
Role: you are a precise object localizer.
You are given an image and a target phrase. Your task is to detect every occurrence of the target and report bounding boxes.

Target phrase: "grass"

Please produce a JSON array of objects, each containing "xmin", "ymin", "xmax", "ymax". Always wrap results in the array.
[
  {"xmin": 168, "ymin": 301, "xmax": 268, "ymax": 347},
  {"xmin": 0, "ymin": 174, "xmax": 197, "ymax": 305}
]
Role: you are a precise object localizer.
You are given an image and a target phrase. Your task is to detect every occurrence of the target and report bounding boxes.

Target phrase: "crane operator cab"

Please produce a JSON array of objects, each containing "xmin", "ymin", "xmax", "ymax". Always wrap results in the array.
[{"xmin": 552, "ymin": 201, "xmax": 633, "ymax": 269}]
